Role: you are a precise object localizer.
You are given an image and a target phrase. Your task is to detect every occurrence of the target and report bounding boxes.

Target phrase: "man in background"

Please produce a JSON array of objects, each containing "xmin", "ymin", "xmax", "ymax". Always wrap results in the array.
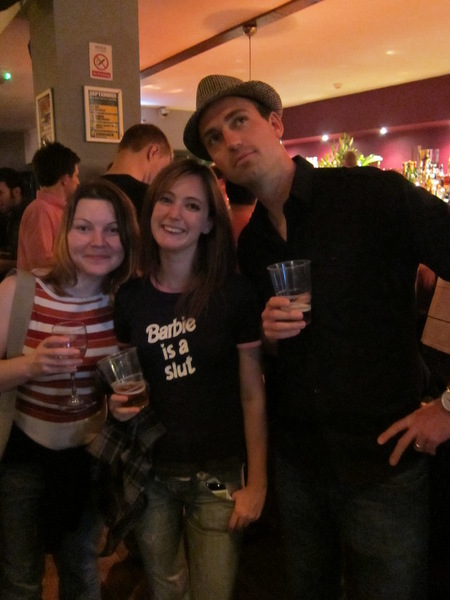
[
  {"xmin": 103, "ymin": 124, "xmax": 173, "ymax": 217},
  {"xmin": 17, "ymin": 142, "xmax": 80, "ymax": 271},
  {"xmin": 0, "ymin": 168, "xmax": 29, "ymax": 279},
  {"xmin": 225, "ymin": 179, "xmax": 256, "ymax": 245},
  {"xmin": 210, "ymin": 164, "xmax": 229, "ymax": 208}
]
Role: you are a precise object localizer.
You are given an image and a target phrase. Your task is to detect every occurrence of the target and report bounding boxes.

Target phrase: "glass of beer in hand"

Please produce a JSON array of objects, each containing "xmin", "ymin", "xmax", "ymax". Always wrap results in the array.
[
  {"xmin": 97, "ymin": 347, "xmax": 149, "ymax": 408},
  {"xmin": 267, "ymin": 259, "xmax": 312, "ymax": 324}
]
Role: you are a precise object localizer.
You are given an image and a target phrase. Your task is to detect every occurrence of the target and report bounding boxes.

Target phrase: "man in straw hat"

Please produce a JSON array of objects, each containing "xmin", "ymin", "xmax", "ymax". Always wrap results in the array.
[{"xmin": 184, "ymin": 74, "xmax": 450, "ymax": 599}]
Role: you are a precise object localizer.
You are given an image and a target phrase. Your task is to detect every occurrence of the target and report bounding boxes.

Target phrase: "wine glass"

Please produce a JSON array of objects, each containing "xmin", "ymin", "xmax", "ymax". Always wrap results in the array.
[{"xmin": 52, "ymin": 321, "xmax": 88, "ymax": 408}]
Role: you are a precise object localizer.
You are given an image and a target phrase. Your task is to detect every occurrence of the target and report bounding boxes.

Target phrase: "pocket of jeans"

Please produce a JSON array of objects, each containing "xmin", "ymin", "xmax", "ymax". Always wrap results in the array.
[
  {"xmin": 201, "ymin": 469, "xmax": 243, "ymax": 501},
  {"xmin": 205, "ymin": 478, "xmax": 234, "ymax": 500}
]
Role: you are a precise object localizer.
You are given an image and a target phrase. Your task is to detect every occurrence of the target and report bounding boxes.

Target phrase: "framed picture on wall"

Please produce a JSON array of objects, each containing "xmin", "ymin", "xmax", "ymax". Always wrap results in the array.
[
  {"xmin": 84, "ymin": 86, "xmax": 123, "ymax": 143},
  {"xmin": 36, "ymin": 88, "xmax": 55, "ymax": 147}
]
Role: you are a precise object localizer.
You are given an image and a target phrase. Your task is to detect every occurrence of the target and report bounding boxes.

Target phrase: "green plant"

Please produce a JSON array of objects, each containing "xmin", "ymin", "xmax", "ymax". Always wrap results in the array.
[{"xmin": 318, "ymin": 133, "xmax": 382, "ymax": 168}]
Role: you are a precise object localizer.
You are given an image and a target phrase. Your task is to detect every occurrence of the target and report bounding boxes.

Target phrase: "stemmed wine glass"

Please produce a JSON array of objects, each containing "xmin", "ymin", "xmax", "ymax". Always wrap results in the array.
[{"xmin": 52, "ymin": 321, "xmax": 88, "ymax": 408}]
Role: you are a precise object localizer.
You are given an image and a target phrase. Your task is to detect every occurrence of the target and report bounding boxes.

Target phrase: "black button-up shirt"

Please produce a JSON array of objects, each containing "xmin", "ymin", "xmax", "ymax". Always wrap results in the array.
[{"xmin": 238, "ymin": 156, "xmax": 450, "ymax": 482}]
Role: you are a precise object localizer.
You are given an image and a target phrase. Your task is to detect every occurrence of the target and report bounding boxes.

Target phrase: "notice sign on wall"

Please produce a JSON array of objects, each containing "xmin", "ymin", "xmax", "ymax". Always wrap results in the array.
[
  {"xmin": 89, "ymin": 42, "xmax": 113, "ymax": 80},
  {"xmin": 84, "ymin": 86, "xmax": 123, "ymax": 143},
  {"xmin": 36, "ymin": 88, "xmax": 55, "ymax": 147}
]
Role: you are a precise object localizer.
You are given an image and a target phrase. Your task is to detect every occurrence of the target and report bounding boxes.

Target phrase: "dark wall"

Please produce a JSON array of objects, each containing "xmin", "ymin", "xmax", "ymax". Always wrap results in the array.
[{"xmin": 282, "ymin": 75, "xmax": 450, "ymax": 171}]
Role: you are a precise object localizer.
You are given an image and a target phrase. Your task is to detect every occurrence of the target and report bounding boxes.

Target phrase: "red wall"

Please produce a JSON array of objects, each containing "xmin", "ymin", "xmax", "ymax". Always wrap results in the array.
[{"xmin": 282, "ymin": 75, "xmax": 450, "ymax": 172}]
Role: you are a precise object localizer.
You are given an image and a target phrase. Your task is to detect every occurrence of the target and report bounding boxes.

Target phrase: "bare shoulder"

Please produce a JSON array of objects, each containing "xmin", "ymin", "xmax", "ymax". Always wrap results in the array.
[
  {"xmin": 0, "ymin": 273, "xmax": 17, "ymax": 301},
  {"xmin": 0, "ymin": 274, "xmax": 17, "ymax": 356},
  {"xmin": 0, "ymin": 275, "xmax": 18, "ymax": 324}
]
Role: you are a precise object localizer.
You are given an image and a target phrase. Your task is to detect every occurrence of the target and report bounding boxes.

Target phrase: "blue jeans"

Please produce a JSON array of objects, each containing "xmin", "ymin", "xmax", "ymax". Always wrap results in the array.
[
  {"xmin": 134, "ymin": 467, "xmax": 243, "ymax": 600},
  {"xmin": 0, "ymin": 451, "xmax": 103, "ymax": 600},
  {"xmin": 275, "ymin": 453, "xmax": 429, "ymax": 600}
]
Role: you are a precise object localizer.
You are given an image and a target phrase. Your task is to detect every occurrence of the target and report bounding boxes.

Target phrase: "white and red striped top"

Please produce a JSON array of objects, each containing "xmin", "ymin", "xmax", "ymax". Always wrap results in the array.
[{"xmin": 15, "ymin": 277, "xmax": 119, "ymax": 450}]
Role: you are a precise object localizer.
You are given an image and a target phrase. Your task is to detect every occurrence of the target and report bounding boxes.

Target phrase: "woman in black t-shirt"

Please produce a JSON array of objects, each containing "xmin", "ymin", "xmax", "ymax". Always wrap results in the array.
[{"xmin": 110, "ymin": 159, "xmax": 267, "ymax": 600}]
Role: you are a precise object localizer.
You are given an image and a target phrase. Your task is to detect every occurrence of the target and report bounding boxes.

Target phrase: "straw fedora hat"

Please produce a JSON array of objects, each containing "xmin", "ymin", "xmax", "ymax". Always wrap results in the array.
[{"xmin": 183, "ymin": 74, "xmax": 283, "ymax": 160}]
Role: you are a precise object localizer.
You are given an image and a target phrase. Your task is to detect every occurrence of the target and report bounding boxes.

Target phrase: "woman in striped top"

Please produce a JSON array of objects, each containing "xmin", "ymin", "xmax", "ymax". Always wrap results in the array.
[{"xmin": 0, "ymin": 180, "xmax": 139, "ymax": 599}]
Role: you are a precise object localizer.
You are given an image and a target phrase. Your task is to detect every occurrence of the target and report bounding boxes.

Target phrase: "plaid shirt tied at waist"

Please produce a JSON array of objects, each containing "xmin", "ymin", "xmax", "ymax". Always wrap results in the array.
[{"xmin": 88, "ymin": 407, "xmax": 166, "ymax": 555}]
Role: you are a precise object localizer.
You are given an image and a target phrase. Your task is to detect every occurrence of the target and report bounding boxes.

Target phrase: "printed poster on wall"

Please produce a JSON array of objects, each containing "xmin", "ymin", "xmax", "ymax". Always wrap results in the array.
[
  {"xmin": 36, "ymin": 88, "xmax": 55, "ymax": 146},
  {"xmin": 84, "ymin": 86, "xmax": 123, "ymax": 143}
]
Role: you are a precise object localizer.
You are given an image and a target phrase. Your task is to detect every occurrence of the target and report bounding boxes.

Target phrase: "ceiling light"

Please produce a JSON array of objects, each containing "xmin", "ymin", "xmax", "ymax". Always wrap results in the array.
[
  {"xmin": 380, "ymin": 127, "xmax": 388, "ymax": 135},
  {"xmin": 322, "ymin": 134, "xmax": 329, "ymax": 142}
]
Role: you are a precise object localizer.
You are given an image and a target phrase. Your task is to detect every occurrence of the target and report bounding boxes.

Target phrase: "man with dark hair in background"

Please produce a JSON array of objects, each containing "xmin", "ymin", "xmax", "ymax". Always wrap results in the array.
[
  {"xmin": 225, "ymin": 179, "xmax": 256, "ymax": 245},
  {"xmin": 0, "ymin": 168, "xmax": 29, "ymax": 279},
  {"xmin": 17, "ymin": 142, "xmax": 80, "ymax": 271},
  {"xmin": 103, "ymin": 123, "xmax": 173, "ymax": 216}
]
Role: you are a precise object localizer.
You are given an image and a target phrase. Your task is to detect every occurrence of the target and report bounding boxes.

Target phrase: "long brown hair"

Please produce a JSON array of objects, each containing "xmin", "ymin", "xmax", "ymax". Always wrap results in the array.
[
  {"xmin": 43, "ymin": 179, "xmax": 140, "ymax": 295},
  {"xmin": 140, "ymin": 158, "xmax": 236, "ymax": 317}
]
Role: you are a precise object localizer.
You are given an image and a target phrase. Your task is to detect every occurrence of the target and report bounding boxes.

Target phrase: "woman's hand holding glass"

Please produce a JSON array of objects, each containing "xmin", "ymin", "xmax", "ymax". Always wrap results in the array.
[
  {"xmin": 98, "ymin": 347, "xmax": 150, "ymax": 420},
  {"xmin": 26, "ymin": 333, "xmax": 84, "ymax": 380},
  {"xmin": 52, "ymin": 322, "xmax": 87, "ymax": 407},
  {"xmin": 108, "ymin": 392, "xmax": 143, "ymax": 421}
]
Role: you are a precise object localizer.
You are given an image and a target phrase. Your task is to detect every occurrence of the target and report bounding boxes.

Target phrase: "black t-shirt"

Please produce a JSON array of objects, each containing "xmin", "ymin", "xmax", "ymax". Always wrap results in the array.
[
  {"xmin": 0, "ymin": 203, "xmax": 26, "ymax": 258},
  {"xmin": 114, "ymin": 275, "xmax": 261, "ymax": 470},
  {"xmin": 102, "ymin": 174, "xmax": 148, "ymax": 217}
]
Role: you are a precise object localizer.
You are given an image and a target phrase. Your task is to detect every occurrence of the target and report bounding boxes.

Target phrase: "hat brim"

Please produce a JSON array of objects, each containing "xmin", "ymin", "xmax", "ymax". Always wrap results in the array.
[{"xmin": 183, "ymin": 80, "xmax": 283, "ymax": 161}]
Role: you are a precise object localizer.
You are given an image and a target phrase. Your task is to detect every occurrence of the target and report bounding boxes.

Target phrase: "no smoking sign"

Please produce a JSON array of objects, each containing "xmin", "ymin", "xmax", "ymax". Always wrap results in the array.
[
  {"xmin": 89, "ymin": 42, "xmax": 113, "ymax": 80},
  {"xmin": 94, "ymin": 54, "xmax": 109, "ymax": 71}
]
